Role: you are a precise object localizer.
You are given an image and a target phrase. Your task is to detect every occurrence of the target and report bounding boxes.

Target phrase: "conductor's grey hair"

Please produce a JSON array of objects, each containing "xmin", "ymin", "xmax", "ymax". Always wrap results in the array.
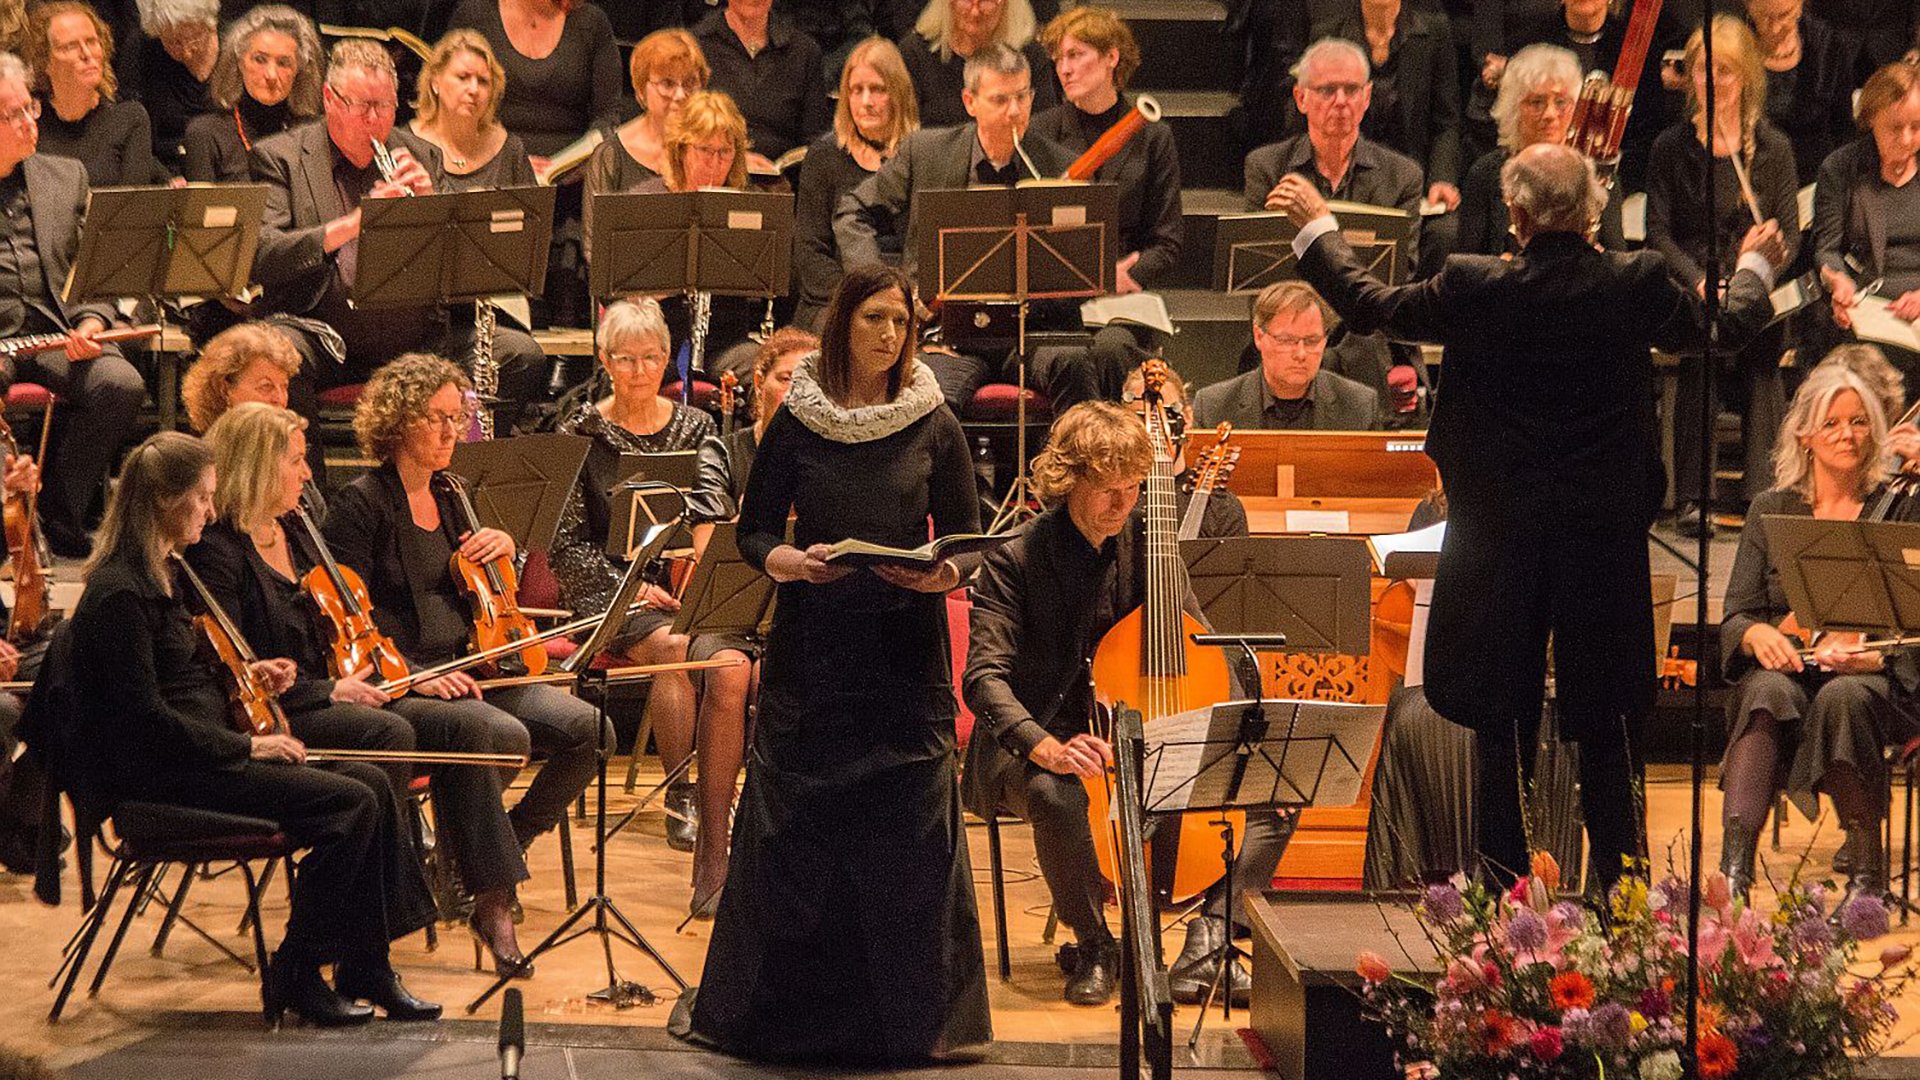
[
  {"xmin": 597, "ymin": 297, "xmax": 672, "ymax": 358},
  {"xmin": 0, "ymin": 53, "xmax": 30, "ymax": 96},
  {"xmin": 1492, "ymin": 44, "xmax": 1582, "ymax": 153},
  {"xmin": 1289, "ymin": 37, "xmax": 1370, "ymax": 85},
  {"xmin": 1499, "ymin": 144, "xmax": 1608, "ymax": 235},
  {"xmin": 962, "ymin": 41, "xmax": 1029, "ymax": 94},
  {"xmin": 138, "ymin": 0, "xmax": 218, "ymax": 35}
]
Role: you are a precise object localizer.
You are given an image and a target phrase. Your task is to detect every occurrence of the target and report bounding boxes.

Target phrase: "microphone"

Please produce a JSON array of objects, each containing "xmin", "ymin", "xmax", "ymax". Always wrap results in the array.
[
  {"xmin": 499, "ymin": 988, "xmax": 525, "ymax": 1080},
  {"xmin": 1190, "ymin": 632, "xmax": 1289, "ymax": 650}
]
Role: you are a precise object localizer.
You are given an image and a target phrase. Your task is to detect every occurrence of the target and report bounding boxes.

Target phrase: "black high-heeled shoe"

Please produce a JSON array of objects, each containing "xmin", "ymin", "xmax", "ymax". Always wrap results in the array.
[
  {"xmin": 467, "ymin": 914, "xmax": 533, "ymax": 979},
  {"xmin": 263, "ymin": 954, "xmax": 374, "ymax": 1028},
  {"xmin": 336, "ymin": 962, "xmax": 443, "ymax": 1021}
]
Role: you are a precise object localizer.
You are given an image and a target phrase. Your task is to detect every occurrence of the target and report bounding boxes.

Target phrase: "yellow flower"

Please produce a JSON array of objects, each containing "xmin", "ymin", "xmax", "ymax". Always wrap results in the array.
[{"xmin": 1630, "ymin": 1011, "xmax": 1649, "ymax": 1033}]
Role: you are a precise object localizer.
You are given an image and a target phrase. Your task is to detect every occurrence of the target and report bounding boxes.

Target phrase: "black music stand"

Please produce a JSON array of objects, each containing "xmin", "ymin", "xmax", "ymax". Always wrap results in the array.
[
  {"xmin": 1180, "ymin": 536, "xmax": 1375, "ymax": 654},
  {"xmin": 354, "ymin": 185, "xmax": 556, "ymax": 436},
  {"xmin": 605, "ymin": 451, "xmax": 699, "ymax": 560},
  {"xmin": 447, "ymin": 433, "xmax": 589, "ymax": 555},
  {"xmin": 1211, "ymin": 202, "xmax": 1414, "ymax": 294},
  {"xmin": 587, "ymin": 189, "xmax": 793, "ymax": 385},
  {"xmin": 1762, "ymin": 515, "xmax": 1920, "ymax": 643},
  {"xmin": 65, "ymin": 184, "xmax": 270, "ymax": 431},
  {"xmin": 467, "ymin": 484, "xmax": 689, "ymax": 1014},
  {"xmin": 910, "ymin": 182, "xmax": 1119, "ymax": 528}
]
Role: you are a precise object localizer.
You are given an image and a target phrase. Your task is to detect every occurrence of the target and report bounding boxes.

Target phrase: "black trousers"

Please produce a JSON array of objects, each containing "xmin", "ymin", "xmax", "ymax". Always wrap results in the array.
[
  {"xmin": 112, "ymin": 758, "xmax": 435, "ymax": 964},
  {"xmin": 1474, "ymin": 709, "xmax": 1644, "ymax": 895},
  {"xmin": 990, "ymin": 761, "xmax": 1295, "ymax": 941},
  {"xmin": 15, "ymin": 343, "xmax": 144, "ymax": 549},
  {"xmin": 926, "ymin": 326, "xmax": 1142, "ymax": 419}
]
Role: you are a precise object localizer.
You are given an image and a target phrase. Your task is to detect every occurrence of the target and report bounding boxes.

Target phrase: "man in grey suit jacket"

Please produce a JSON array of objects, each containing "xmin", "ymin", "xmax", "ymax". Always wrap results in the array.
[
  {"xmin": 835, "ymin": 43, "xmax": 1111, "ymax": 415},
  {"xmin": 1192, "ymin": 281, "xmax": 1380, "ymax": 430},
  {"xmin": 250, "ymin": 40, "xmax": 545, "ymax": 428},
  {"xmin": 1243, "ymin": 37, "xmax": 1427, "ymax": 271},
  {"xmin": 0, "ymin": 54, "xmax": 143, "ymax": 557}
]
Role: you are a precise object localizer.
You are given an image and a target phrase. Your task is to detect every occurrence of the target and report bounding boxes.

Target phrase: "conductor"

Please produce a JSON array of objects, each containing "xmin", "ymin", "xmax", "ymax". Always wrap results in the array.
[{"xmin": 1273, "ymin": 143, "xmax": 1789, "ymax": 892}]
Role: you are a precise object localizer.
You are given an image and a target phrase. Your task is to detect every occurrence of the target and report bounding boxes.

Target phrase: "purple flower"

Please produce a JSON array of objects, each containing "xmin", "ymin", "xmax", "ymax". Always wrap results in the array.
[
  {"xmin": 1507, "ymin": 908, "xmax": 1548, "ymax": 952},
  {"xmin": 1637, "ymin": 985, "xmax": 1671, "ymax": 1019},
  {"xmin": 1840, "ymin": 893, "xmax": 1891, "ymax": 941},
  {"xmin": 1550, "ymin": 901, "xmax": 1585, "ymax": 932},
  {"xmin": 1792, "ymin": 915, "xmax": 1835, "ymax": 952},
  {"xmin": 1588, "ymin": 1003, "xmax": 1633, "ymax": 1048},
  {"xmin": 1560, "ymin": 1008, "xmax": 1596, "ymax": 1044},
  {"xmin": 1422, "ymin": 882, "xmax": 1465, "ymax": 924}
]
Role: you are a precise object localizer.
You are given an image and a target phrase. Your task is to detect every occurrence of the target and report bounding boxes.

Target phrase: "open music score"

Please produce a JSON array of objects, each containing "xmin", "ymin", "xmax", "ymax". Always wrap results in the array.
[{"xmin": 1182, "ymin": 430, "xmax": 1436, "ymax": 535}]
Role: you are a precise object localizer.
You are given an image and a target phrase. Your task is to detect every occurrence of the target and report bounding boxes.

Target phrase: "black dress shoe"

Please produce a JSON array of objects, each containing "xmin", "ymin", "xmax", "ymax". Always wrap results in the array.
[
  {"xmin": 665, "ymin": 781, "xmax": 698, "ymax": 853},
  {"xmin": 335, "ymin": 962, "xmax": 444, "ymax": 1021},
  {"xmin": 265, "ymin": 955, "xmax": 374, "ymax": 1028},
  {"xmin": 1671, "ymin": 502, "xmax": 1716, "ymax": 538},
  {"xmin": 1064, "ymin": 936, "xmax": 1119, "ymax": 1007},
  {"xmin": 1168, "ymin": 916, "xmax": 1248, "ymax": 1006}
]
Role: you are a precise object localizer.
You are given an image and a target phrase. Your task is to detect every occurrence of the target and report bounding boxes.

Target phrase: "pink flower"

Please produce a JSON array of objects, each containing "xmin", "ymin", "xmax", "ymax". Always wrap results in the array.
[
  {"xmin": 1733, "ymin": 907, "xmax": 1781, "ymax": 970},
  {"xmin": 1530, "ymin": 1025, "xmax": 1564, "ymax": 1061},
  {"xmin": 1356, "ymin": 950, "xmax": 1392, "ymax": 984},
  {"xmin": 1880, "ymin": 943, "xmax": 1913, "ymax": 968},
  {"xmin": 1702, "ymin": 871, "xmax": 1732, "ymax": 913},
  {"xmin": 1696, "ymin": 920, "xmax": 1732, "ymax": 969}
]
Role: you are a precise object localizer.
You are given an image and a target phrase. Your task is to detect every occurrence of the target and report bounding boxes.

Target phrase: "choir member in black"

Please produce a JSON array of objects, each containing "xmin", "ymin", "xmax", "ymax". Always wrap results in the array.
[
  {"xmin": 1743, "ymin": 0, "xmax": 1863, "ymax": 187},
  {"xmin": 964, "ymin": 401, "xmax": 1284, "ymax": 1007},
  {"xmin": 192, "ymin": 402, "xmax": 539, "ymax": 980},
  {"xmin": 1192, "ymin": 281, "xmax": 1385, "ymax": 431},
  {"xmin": 323, "ymin": 354, "xmax": 608, "ymax": 977},
  {"xmin": 548, "ymin": 298, "xmax": 713, "ymax": 857},
  {"xmin": 1274, "ymin": 143, "xmax": 1789, "ymax": 891},
  {"xmin": 183, "ymin": 5, "xmax": 320, "ymax": 183},
  {"xmin": 792, "ymin": 36, "xmax": 916, "ymax": 331},
  {"xmin": 1718, "ymin": 363, "xmax": 1920, "ymax": 902},
  {"xmin": 69, "ymin": 431, "xmax": 439, "ymax": 1026},
  {"xmin": 407, "ymin": 30, "xmax": 533, "ymax": 191},
  {"xmin": 680, "ymin": 326, "xmax": 817, "ymax": 918},
  {"xmin": 1817, "ymin": 62, "xmax": 1920, "ymax": 385},
  {"xmin": 116, "ymin": 0, "xmax": 215, "ymax": 175},
  {"xmin": 1649, "ymin": 16, "xmax": 1800, "ymax": 533},
  {"xmin": 583, "ymin": 28, "xmax": 705, "ymax": 269},
  {"xmin": 898, "ymin": 0, "xmax": 1059, "ymax": 127},
  {"xmin": 1457, "ymin": 43, "xmax": 1626, "ymax": 255},
  {"xmin": 0, "ymin": 52, "xmax": 145, "ymax": 560},
  {"xmin": 681, "ymin": 265, "xmax": 990, "ymax": 1064},
  {"xmin": 440, "ymin": 0, "xmax": 622, "ymax": 167},
  {"xmin": 690, "ymin": 0, "xmax": 830, "ymax": 168},
  {"xmin": 25, "ymin": 3, "xmax": 165, "ymax": 186}
]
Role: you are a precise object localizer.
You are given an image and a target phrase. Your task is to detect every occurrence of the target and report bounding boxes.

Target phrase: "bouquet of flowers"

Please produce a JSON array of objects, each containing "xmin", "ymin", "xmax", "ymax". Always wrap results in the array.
[{"xmin": 1356, "ymin": 854, "xmax": 1914, "ymax": 1080}]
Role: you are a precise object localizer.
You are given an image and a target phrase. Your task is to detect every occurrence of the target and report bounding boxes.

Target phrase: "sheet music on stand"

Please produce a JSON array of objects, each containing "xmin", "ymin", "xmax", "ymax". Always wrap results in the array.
[
  {"xmin": 1139, "ymin": 699, "xmax": 1386, "ymax": 816},
  {"xmin": 607, "ymin": 451, "xmax": 699, "ymax": 560},
  {"xmin": 1761, "ymin": 514, "xmax": 1920, "ymax": 636},
  {"xmin": 353, "ymin": 185, "xmax": 556, "ymax": 308},
  {"xmin": 65, "ymin": 184, "xmax": 269, "ymax": 303},
  {"xmin": 587, "ymin": 188, "xmax": 793, "ymax": 300},
  {"xmin": 1211, "ymin": 201, "xmax": 1414, "ymax": 294}
]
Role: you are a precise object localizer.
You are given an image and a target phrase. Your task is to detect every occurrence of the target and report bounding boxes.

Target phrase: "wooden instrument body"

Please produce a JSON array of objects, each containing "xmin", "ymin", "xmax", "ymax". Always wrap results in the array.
[
  {"xmin": 192, "ymin": 610, "xmax": 287, "ymax": 736},
  {"xmin": 0, "ymin": 412, "xmax": 46, "ymax": 644},
  {"xmin": 442, "ymin": 474, "xmax": 546, "ymax": 677},
  {"xmin": 301, "ymin": 561, "xmax": 409, "ymax": 682}
]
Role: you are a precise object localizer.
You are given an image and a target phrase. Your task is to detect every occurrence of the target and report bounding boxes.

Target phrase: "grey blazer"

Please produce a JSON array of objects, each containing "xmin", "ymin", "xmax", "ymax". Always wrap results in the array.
[
  {"xmin": 833, "ymin": 121, "xmax": 1072, "ymax": 281},
  {"xmin": 248, "ymin": 120, "xmax": 448, "ymax": 318},
  {"xmin": 18, "ymin": 153, "xmax": 117, "ymax": 331},
  {"xmin": 1190, "ymin": 367, "xmax": 1380, "ymax": 431}
]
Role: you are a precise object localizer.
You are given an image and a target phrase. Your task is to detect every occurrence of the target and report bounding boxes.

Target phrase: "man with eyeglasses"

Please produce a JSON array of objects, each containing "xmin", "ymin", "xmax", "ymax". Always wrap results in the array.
[
  {"xmin": 1192, "ymin": 281, "xmax": 1381, "ymax": 431},
  {"xmin": 1244, "ymin": 37, "xmax": 1425, "ymax": 271},
  {"xmin": 838, "ymin": 42, "xmax": 1114, "ymax": 417},
  {"xmin": 0, "ymin": 51, "xmax": 144, "ymax": 558},
  {"xmin": 1275, "ymin": 142, "xmax": 1790, "ymax": 895},
  {"xmin": 250, "ymin": 39, "xmax": 548, "ymax": 443}
]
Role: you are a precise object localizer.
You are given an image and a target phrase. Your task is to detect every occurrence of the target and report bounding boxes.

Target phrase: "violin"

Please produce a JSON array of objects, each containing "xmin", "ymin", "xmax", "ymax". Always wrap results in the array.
[
  {"xmin": 442, "ymin": 472, "xmax": 547, "ymax": 678},
  {"xmin": 173, "ymin": 553, "xmax": 289, "ymax": 736},
  {"xmin": 0, "ymin": 411, "xmax": 48, "ymax": 644},
  {"xmin": 1085, "ymin": 361, "xmax": 1243, "ymax": 902},
  {"xmin": 291, "ymin": 501, "xmax": 408, "ymax": 683}
]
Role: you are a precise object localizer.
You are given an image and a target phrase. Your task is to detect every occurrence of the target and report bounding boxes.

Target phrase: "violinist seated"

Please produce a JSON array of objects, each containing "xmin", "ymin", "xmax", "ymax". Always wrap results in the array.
[
  {"xmin": 962, "ymin": 401, "xmax": 1292, "ymax": 1009},
  {"xmin": 322, "ymin": 354, "xmax": 609, "ymax": 978},
  {"xmin": 1192, "ymin": 282, "xmax": 1383, "ymax": 432},
  {"xmin": 0, "ymin": 53, "xmax": 145, "ymax": 560},
  {"xmin": 187, "ymin": 402, "xmax": 538, "ymax": 977},
  {"xmin": 548, "ymin": 299, "xmax": 714, "ymax": 860},
  {"xmin": 0, "ymin": 451, "xmax": 51, "ymax": 874},
  {"xmin": 1717, "ymin": 361, "xmax": 1920, "ymax": 906},
  {"xmin": 675, "ymin": 327, "xmax": 817, "ymax": 919},
  {"xmin": 68, "ymin": 432, "xmax": 439, "ymax": 1027}
]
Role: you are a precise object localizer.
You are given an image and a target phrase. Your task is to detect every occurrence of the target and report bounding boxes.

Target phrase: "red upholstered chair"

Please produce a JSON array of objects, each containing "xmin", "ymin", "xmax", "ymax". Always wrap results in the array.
[
  {"xmin": 5, "ymin": 382, "xmax": 55, "ymax": 455},
  {"xmin": 960, "ymin": 384, "xmax": 1054, "ymax": 508},
  {"xmin": 660, "ymin": 379, "xmax": 722, "ymax": 413},
  {"xmin": 315, "ymin": 383, "xmax": 364, "ymax": 412}
]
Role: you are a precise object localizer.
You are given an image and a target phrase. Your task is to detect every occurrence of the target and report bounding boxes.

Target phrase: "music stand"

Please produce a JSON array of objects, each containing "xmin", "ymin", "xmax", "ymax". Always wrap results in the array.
[
  {"xmin": 911, "ymin": 183, "xmax": 1119, "ymax": 529},
  {"xmin": 65, "ymin": 184, "xmax": 270, "ymax": 432},
  {"xmin": 354, "ymin": 185, "xmax": 556, "ymax": 436},
  {"xmin": 1211, "ymin": 202, "xmax": 1414, "ymax": 294},
  {"xmin": 1762, "ymin": 515, "xmax": 1920, "ymax": 642},
  {"xmin": 1180, "ymin": 536, "xmax": 1375, "ymax": 654},
  {"xmin": 447, "ymin": 433, "xmax": 589, "ymax": 555},
  {"xmin": 467, "ymin": 484, "xmax": 688, "ymax": 1015},
  {"xmin": 606, "ymin": 451, "xmax": 699, "ymax": 560},
  {"xmin": 587, "ymin": 189, "xmax": 793, "ymax": 388}
]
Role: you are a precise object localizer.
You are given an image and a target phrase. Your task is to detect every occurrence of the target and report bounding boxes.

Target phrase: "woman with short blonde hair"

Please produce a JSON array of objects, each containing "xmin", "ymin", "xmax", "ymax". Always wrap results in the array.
[{"xmin": 900, "ymin": 0, "xmax": 1059, "ymax": 125}]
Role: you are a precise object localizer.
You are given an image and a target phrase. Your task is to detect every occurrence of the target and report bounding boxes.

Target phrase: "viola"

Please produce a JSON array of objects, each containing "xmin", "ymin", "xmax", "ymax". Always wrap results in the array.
[
  {"xmin": 1085, "ymin": 361, "xmax": 1243, "ymax": 902},
  {"xmin": 173, "ymin": 553, "xmax": 288, "ymax": 736},
  {"xmin": 291, "ymin": 502, "xmax": 408, "ymax": 683},
  {"xmin": 0, "ymin": 411, "xmax": 48, "ymax": 644},
  {"xmin": 442, "ymin": 472, "xmax": 547, "ymax": 678}
]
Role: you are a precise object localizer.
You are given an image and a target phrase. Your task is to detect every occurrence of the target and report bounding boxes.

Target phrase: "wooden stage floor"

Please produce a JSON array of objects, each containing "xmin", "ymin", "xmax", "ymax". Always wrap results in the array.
[{"xmin": 4, "ymin": 762, "xmax": 1920, "ymax": 1075}]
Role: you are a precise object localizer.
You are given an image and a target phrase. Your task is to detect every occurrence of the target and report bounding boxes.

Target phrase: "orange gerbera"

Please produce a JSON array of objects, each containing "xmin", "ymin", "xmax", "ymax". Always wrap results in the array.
[
  {"xmin": 1549, "ymin": 972, "xmax": 1595, "ymax": 1011},
  {"xmin": 1697, "ymin": 1032, "xmax": 1739, "ymax": 1078}
]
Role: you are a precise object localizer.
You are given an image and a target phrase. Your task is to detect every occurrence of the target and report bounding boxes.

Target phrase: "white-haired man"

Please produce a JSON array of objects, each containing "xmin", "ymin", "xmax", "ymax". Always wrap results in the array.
[{"xmin": 1274, "ymin": 143, "xmax": 1788, "ymax": 894}]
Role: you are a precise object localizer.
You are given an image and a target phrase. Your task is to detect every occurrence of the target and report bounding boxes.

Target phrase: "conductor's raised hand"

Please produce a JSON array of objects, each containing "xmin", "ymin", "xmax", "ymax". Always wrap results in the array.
[
  {"xmin": 1738, "ymin": 219, "xmax": 1787, "ymax": 270},
  {"xmin": 1029, "ymin": 733, "xmax": 1114, "ymax": 779},
  {"xmin": 457, "ymin": 526, "xmax": 514, "ymax": 566},
  {"xmin": 765, "ymin": 543, "xmax": 852, "ymax": 585},
  {"xmin": 1268, "ymin": 174, "xmax": 1328, "ymax": 227}
]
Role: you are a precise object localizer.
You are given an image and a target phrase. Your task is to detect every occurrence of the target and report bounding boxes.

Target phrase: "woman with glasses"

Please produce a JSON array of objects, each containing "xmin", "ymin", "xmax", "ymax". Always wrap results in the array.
[
  {"xmin": 408, "ymin": 29, "xmax": 533, "ymax": 191},
  {"xmin": 1717, "ymin": 360, "xmax": 1920, "ymax": 904},
  {"xmin": 26, "ymin": 1, "xmax": 166, "ymax": 185},
  {"xmin": 899, "ymin": 0, "xmax": 1059, "ymax": 127},
  {"xmin": 1816, "ymin": 62, "xmax": 1920, "ymax": 385},
  {"xmin": 583, "ymin": 29, "xmax": 706, "ymax": 255},
  {"xmin": 323, "ymin": 353, "xmax": 610, "ymax": 978},
  {"xmin": 183, "ymin": 5, "xmax": 321, "ymax": 183},
  {"xmin": 548, "ymin": 299, "xmax": 714, "ymax": 857}
]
